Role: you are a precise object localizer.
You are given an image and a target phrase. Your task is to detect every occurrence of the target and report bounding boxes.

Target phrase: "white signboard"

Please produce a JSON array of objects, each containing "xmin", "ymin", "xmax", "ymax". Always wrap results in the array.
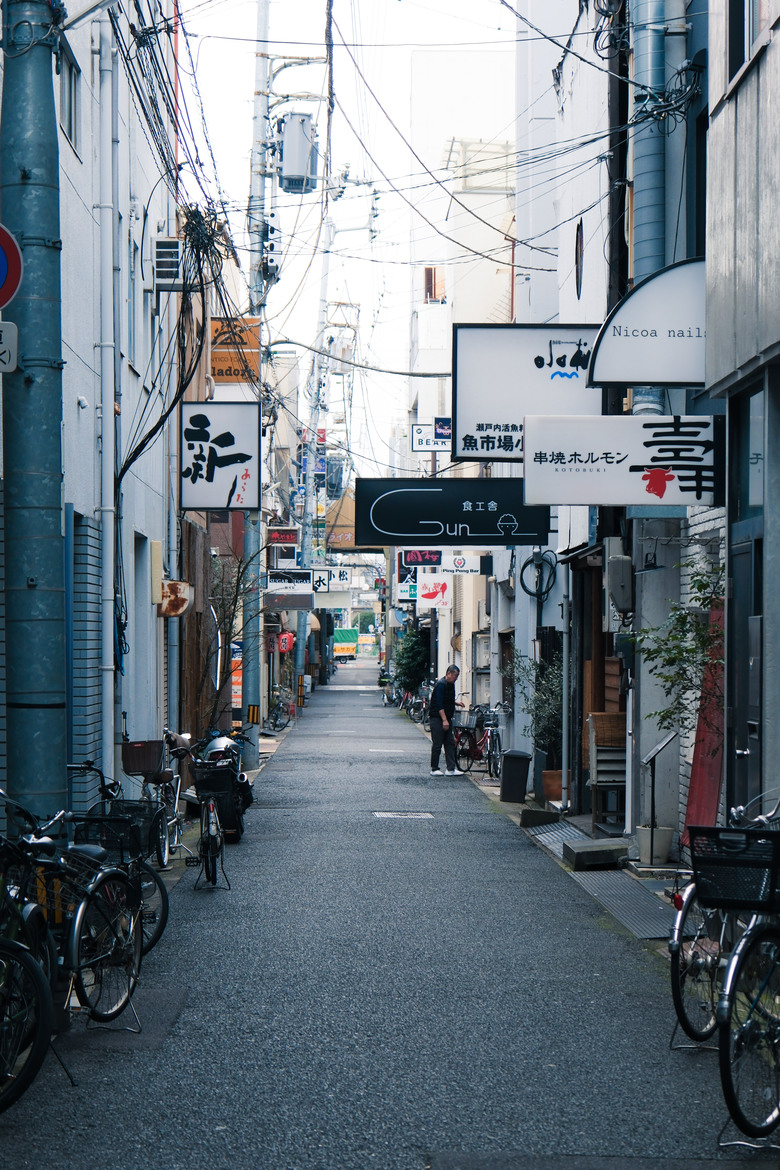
[
  {"xmin": 588, "ymin": 259, "xmax": 705, "ymax": 388},
  {"xmin": 411, "ymin": 423, "xmax": 450, "ymax": 452},
  {"xmin": 312, "ymin": 568, "xmax": 353, "ymax": 593},
  {"xmin": 415, "ymin": 575, "xmax": 452, "ymax": 609},
  {"xmin": 523, "ymin": 415, "xmax": 723, "ymax": 506},
  {"xmin": 452, "ymin": 324, "xmax": 600, "ymax": 467},
  {"xmin": 439, "ymin": 554, "xmax": 480, "ymax": 574},
  {"xmin": 181, "ymin": 402, "xmax": 260, "ymax": 509},
  {"xmin": 267, "ymin": 569, "xmax": 313, "ymax": 595}
]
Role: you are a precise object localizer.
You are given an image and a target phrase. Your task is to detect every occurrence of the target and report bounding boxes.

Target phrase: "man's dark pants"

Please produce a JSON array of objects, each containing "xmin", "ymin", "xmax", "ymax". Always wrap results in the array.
[{"xmin": 430, "ymin": 715, "xmax": 456, "ymax": 771}]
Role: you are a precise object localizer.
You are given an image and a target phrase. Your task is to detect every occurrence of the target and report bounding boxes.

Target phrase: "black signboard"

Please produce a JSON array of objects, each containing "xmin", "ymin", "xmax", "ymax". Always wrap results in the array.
[{"xmin": 355, "ymin": 478, "xmax": 550, "ymax": 548}]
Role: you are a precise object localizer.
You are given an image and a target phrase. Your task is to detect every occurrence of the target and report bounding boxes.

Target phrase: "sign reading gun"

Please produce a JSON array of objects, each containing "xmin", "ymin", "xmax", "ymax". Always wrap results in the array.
[{"xmin": 355, "ymin": 479, "xmax": 550, "ymax": 548}]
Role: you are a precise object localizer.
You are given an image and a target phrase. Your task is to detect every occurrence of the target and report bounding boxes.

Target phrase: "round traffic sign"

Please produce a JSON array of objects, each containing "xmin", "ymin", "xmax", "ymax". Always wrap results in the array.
[{"xmin": 0, "ymin": 223, "xmax": 23, "ymax": 310}]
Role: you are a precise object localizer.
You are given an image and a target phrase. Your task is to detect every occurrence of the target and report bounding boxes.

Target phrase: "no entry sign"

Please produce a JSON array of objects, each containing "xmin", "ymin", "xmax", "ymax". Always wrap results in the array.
[{"xmin": 0, "ymin": 223, "xmax": 23, "ymax": 310}]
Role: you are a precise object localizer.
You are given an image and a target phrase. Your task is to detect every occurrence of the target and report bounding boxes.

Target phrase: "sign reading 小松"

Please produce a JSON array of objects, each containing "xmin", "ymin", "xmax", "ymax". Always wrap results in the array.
[{"xmin": 523, "ymin": 415, "xmax": 724, "ymax": 506}]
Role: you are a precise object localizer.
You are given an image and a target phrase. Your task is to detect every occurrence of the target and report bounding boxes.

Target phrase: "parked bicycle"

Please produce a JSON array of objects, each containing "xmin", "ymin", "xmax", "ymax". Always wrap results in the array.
[
  {"xmin": 668, "ymin": 789, "xmax": 780, "ymax": 1048},
  {"xmin": 70, "ymin": 761, "xmax": 170, "ymax": 955},
  {"xmin": 266, "ymin": 686, "xmax": 293, "ymax": 731},
  {"xmin": 0, "ymin": 937, "xmax": 54, "ymax": 1114},
  {"xmin": 453, "ymin": 703, "xmax": 510, "ymax": 779},
  {"xmin": 670, "ymin": 790, "xmax": 780, "ymax": 1140},
  {"xmin": 164, "ymin": 731, "xmax": 230, "ymax": 888},
  {"xmin": 0, "ymin": 789, "xmax": 143, "ymax": 1028}
]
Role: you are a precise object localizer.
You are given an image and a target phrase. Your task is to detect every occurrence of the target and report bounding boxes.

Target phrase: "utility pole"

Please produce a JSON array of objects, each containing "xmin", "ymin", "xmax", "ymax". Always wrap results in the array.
[
  {"xmin": 243, "ymin": 0, "xmax": 271, "ymax": 765},
  {"xmin": 0, "ymin": 0, "xmax": 67, "ymax": 812},
  {"xmin": 294, "ymin": 219, "xmax": 334, "ymax": 697}
]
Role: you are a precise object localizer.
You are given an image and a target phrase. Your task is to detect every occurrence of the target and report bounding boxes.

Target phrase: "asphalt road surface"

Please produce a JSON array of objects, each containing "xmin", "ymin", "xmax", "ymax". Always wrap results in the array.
[{"xmin": 0, "ymin": 660, "xmax": 771, "ymax": 1169}]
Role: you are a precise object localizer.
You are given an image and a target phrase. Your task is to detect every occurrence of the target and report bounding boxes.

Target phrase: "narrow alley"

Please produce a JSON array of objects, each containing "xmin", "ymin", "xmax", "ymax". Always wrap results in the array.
[{"xmin": 0, "ymin": 663, "xmax": 768, "ymax": 1169}]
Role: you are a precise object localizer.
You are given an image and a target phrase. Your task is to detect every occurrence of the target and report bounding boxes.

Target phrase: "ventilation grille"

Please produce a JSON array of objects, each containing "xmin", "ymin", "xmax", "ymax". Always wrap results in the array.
[{"xmin": 154, "ymin": 238, "xmax": 184, "ymax": 292}]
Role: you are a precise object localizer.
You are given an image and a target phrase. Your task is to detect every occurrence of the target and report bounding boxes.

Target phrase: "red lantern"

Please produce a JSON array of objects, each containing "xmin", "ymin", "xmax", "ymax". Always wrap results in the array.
[{"xmin": 278, "ymin": 632, "xmax": 294, "ymax": 653}]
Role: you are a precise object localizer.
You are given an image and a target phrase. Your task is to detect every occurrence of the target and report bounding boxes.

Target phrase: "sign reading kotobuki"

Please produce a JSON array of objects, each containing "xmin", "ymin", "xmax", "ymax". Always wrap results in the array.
[
  {"xmin": 452, "ymin": 324, "xmax": 600, "ymax": 466},
  {"xmin": 523, "ymin": 415, "xmax": 725, "ymax": 506},
  {"xmin": 180, "ymin": 403, "xmax": 260, "ymax": 510},
  {"xmin": 355, "ymin": 478, "xmax": 550, "ymax": 547}
]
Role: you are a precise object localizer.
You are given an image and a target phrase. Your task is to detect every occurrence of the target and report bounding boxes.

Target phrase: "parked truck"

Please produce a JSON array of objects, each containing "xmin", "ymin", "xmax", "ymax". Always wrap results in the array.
[{"xmin": 333, "ymin": 627, "xmax": 359, "ymax": 660}]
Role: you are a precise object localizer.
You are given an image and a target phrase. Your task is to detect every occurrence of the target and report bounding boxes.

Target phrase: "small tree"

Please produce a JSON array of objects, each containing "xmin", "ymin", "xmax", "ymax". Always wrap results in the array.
[
  {"xmin": 633, "ymin": 557, "xmax": 724, "ymax": 741},
  {"xmin": 394, "ymin": 626, "xmax": 429, "ymax": 692},
  {"xmin": 501, "ymin": 644, "xmax": 564, "ymax": 769}
]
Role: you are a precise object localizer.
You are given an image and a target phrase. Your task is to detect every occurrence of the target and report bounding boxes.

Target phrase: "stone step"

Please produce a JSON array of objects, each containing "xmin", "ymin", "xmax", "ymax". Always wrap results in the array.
[{"xmin": 562, "ymin": 837, "xmax": 628, "ymax": 870}]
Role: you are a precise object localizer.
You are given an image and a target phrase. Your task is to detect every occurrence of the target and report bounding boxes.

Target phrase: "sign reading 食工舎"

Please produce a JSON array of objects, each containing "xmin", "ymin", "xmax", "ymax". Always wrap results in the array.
[
  {"xmin": 523, "ymin": 415, "xmax": 725, "ymax": 506},
  {"xmin": 452, "ymin": 324, "xmax": 601, "ymax": 467},
  {"xmin": 180, "ymin": 403, "xmax": 260, "ymax": 510},
  {"xmin": 355, "ymin": 478, "xmax": 550, "ymax": 547}
]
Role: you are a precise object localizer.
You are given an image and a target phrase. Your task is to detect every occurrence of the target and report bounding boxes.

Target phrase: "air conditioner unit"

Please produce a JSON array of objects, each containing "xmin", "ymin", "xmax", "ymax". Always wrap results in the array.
[{"xmin": 154, "ymin": 238, "xmax": 185, "ymax": 291}]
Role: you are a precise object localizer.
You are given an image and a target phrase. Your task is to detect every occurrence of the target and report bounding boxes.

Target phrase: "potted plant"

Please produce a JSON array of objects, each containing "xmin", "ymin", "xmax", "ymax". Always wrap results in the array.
[{"xmin": 501, "ymin": 644, "xmax": 564, "ymax": 800}]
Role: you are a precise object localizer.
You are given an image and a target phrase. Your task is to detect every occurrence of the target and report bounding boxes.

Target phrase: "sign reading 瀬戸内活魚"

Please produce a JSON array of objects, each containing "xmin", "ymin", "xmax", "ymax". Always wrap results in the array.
[
  {"xmin": 452, "ymin": 324, "xmax": 600, "ymax": 466},
  {"xmin": 522, "ymin": 414, "xmax": 724, "ymax": 506}
]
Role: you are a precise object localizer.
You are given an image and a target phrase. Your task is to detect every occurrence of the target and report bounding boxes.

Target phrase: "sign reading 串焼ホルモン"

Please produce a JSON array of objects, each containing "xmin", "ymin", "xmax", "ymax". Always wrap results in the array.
[
  {"xmin": 355, "ymin": 478, "xmax": 550, "ymax": 548},
  {"xmin": 180, "ymin": 402, "xmax": 260, "ymax": 510},
  {"xmin": 452, "ymin": 324, "xmax": 601, "ymax": 467},
  {"xmin": 522, "ymin": 415, "xmax": 725, "ymax": 506}
]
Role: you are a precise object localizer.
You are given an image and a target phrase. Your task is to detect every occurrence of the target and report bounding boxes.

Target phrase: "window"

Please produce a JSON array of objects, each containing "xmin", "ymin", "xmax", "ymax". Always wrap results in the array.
[
  {"xmin": 59, "ymin": 45, "xmax": 80, "ymax": 149},
  {"xmin": 729, "ymin": 0, "xmax": 774, "ymax": 77},
  {"xmin": 424, "ymin": 266, "xmax": 446, "ymax": 304}
]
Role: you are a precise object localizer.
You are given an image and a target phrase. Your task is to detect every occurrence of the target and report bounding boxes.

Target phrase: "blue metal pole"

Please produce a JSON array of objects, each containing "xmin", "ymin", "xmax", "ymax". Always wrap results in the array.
[{"xmin": 0, "ymin": 0, "xmax": 68, "ymax": 813}]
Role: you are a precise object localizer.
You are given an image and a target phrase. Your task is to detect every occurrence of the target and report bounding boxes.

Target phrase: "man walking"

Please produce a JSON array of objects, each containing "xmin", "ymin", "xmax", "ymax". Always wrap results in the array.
[{"xmin": 429, "ymin": 664, "xmax": 463, "ymax": 776}]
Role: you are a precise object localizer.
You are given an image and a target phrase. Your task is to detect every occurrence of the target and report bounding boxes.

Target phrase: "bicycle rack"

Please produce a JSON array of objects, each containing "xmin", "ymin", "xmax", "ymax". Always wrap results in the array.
[
  {"xmin": 717, "ymin": 1115, "xmax": 780, "ymax": 1153},
  {"xmin": 668, "ymin": 1017, "xmax": 718, "ymax": 1052}
]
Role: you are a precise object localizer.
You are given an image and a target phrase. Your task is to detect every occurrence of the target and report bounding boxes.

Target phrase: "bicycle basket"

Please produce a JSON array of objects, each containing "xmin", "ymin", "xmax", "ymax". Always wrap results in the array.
[
  {"xmin": 453, "ymin": 710, "xmax": 478, "ymax": 730},
  {"xmin": 689, "ymin": 826, "xmax": 780, "ymax": 911},
  {"xmin": 121, "ymin": 739, "xmax": 164, "ymax": 776},
  {"xmin": 73, "ymin": 813, "xmax": 143, "ymax": 864}
]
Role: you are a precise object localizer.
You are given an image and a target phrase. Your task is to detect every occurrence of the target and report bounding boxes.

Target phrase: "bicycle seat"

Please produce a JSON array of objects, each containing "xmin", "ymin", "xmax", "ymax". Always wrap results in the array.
[{"xmin": 65, "ymin": 841, "xmax": 108, "ymax": 865}]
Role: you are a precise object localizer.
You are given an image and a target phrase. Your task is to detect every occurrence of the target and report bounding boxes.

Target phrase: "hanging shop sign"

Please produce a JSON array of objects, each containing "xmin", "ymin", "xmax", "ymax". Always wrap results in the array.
[
  {"xmin": 355, "ymin": 478, "xmax": 550, "ymax": 547},
  {"xmin": 312, "ymin": 568, "xmax": 353, "ymax": 593},
  {"xmin": 415, "ymin": 575, "xmax": 451, "ymax": 609},
  {"xmin": 523, "ymin": 414, "xmax": 725, "ymax": 506},
  {"xmin": 267, "ymin": 569, "xmax": 312, "ymax": 594},
  {"xmin": 278, "ymin": 632, "xmax": 295, "ymax": 653},
  {"xmin": 401, "ymin": 549, "xmax": 443, "ymax": 567},
  {"xmin": 180, "ymin": 402, "xmax": 260, "ymax": 510},
  {"xmin": 588, "ymin": 259, "xmax": 705, "ymax": 388},
  {"xmin": 267, "ymin": 526, "xmax": 299, "ymax": 546},
  {"xmin": 210, "ymin": 316, "xmax": 260, "ymax": 383},
  {"xmin": 411, "ymin": 422, "xmax": 450, "ymax": 452},
  {"xmin": 452, "ymin": 324, "xmax": 600, "ymax": 467}
]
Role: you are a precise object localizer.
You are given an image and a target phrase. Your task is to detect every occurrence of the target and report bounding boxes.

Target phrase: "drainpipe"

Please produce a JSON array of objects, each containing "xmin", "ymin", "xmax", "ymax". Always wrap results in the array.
[
  {"xmin": 99, "ymin": 16, "xmax": 117, "ymax": 781},
  {"xmin": 631, "ymin": 0, "xmax": 666, "ymax": 415}
]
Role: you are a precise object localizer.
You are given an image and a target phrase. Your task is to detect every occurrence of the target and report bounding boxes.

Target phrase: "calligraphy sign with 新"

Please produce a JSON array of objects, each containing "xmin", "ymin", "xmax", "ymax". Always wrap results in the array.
[{"xmin": 180, "ymin": 402, "xmax": 260, "ymax": 510}]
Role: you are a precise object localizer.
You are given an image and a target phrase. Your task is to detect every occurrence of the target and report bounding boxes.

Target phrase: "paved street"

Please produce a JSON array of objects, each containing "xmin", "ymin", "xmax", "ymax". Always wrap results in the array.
[{"xmin": 0, "ymin": 660, "xmax": 771, "ymax": 1168}]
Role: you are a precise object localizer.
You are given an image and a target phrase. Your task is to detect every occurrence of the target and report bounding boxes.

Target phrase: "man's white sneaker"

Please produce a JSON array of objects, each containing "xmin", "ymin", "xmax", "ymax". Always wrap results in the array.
[
  {"xmin": 445, "ymin": 768, "xmax": 465, "ymax": 776},
  {"xmin": 430, "ymin": 768, "xmax": 444, "ymax": 776}
]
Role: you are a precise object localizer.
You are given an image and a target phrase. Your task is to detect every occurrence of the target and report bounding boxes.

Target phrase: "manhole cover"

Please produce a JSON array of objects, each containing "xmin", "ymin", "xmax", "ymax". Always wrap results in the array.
[{"xmin": 373, "ymin": 812, "xmax": 434, "ymax": 819}]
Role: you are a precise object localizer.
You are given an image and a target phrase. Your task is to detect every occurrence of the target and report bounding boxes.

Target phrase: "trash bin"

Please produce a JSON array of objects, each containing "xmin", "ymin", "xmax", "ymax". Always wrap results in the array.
[{"xmin": 500, "ymin": 750, "xmax": 532, "ymax": 803}]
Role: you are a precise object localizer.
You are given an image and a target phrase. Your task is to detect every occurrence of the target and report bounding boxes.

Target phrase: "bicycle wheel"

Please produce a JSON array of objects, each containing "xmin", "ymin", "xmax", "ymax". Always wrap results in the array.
[
  {"xmin": 153, "ymin": 807, "xmax": 169, "ymax": 869},
  {"xmin": 74, "ymin": 871, "xmax": 141, "ymax": 1021},
  {"xmin": 0, "ymin": 938, "xmax": 54, "ymax": 1114},
  {"xmin": 204, "ymin": 839, "xmax": 219, "ymax": 885},
  {"xmin": 669, "ymin": 882, "xmax": 721, "ymax": 1041},
  {"xmin": 138, "ymin": 860, "xmax": 169, "ymax": 955},
  {"xmin": 488, "ymin": 732, "xmax": 503, "ymax": 779},
  {"xmin": 456, "ymin": 730, "xmax": 476, "ymax": 773},
  {"xmin": 719, "ymin": 923, "xmax": 780, "ymax": 1137}
]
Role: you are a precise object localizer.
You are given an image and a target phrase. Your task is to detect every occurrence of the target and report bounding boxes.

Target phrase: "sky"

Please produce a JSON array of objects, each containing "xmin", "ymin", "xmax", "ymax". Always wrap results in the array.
[{"xmin": 176, "ymin": 0, "xmax": 518, "ymax": 475}]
